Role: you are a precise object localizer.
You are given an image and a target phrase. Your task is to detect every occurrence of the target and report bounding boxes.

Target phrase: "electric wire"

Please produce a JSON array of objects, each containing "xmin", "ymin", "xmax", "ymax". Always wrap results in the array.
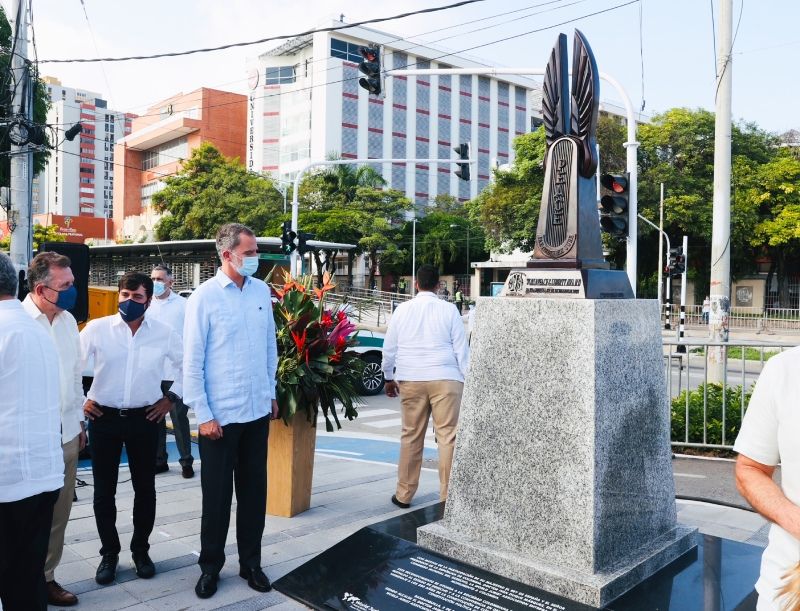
[{"xmin": 40, "ymin": 0, "xmax": 490, "ymax": 64}]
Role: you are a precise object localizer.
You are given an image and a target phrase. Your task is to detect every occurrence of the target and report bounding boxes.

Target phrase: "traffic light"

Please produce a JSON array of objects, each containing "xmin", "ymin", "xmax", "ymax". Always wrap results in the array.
[
  {"xmin": 598, "ymin": 173, "xmax": 629, "ymax": 238},
  {"xmin": 453, "ymin": 142, "xmax": 470, "ymax": 181},
  {"xmin": 358, "ymin": 46, "xmax": 381, "ymax": 95},
  {"xmin": 297, "ymin": 232, "xmax": 316, "ymax": 255},
  {"xmin": 667, "ymin": 247, "xmax": 685, "ymax": 277},
  {"xmin": 281, "ymin": 221, "xmax": 297, "ymax": 256}
]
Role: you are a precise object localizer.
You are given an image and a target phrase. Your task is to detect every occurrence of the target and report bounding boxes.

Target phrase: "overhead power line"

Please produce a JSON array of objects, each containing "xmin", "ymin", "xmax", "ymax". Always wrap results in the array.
[{"xmin": 39, "ymin": 0, "xmax": 488, "ymax": 64}]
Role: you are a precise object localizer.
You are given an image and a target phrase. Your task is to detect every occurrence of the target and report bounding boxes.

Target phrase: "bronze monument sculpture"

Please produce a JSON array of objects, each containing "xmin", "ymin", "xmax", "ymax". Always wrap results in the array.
[{"xmin": 502, "ymin": 29, "xmax": 633, "ymax": 299}]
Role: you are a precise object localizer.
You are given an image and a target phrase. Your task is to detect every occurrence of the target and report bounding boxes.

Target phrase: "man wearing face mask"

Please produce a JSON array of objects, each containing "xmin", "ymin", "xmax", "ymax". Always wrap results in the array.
[
  {"xmin": 22, "ymin": 252, "xmax": 86, "ymax": 607},
  {"xmin": 148, "ymin": 264, "xmax": 194, "ymax": 478},
  {"xmin": 183, "ymin": 223, "xmax": 279, "ymax": 599},
  {"xmin": 79, "ymin": 272, "xmax": 183, "ymax": 586}
]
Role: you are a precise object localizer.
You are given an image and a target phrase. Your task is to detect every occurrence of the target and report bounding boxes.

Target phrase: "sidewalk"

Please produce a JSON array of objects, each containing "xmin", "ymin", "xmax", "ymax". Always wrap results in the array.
[{"xmin": 45, "ymin": 448, "xmax": 768, "ymax": 610}]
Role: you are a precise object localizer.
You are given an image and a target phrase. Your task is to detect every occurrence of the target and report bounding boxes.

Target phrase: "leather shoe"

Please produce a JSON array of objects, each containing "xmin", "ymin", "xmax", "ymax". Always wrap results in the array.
[
  {"xmin": 155, "ymin": 464, "xmax": 169, "ymax": 474},
  {"xmin": 181, "ymin": 465, "xmax": 194, "ymax": 478},
  {"xmin": 132, "ymin": 551, "xmax": 155, "ymax": 578},
  {"xmin": 239, "ymin": 566, "xmax": 272, "ymax": 592},
  {"xmin": 46, "ymin": 580, "xmax": 78, "ymax": 606},
  {"xmin": 95, "ymin": 553, "xmax": 118, "ymax": 585},
  {"xmin": 391, "ymin": 494, "xmax": 410, "ymax": 509},
  {"xmin": 195, "ymin": 573, "xmax": 218, "ymax": 599}
]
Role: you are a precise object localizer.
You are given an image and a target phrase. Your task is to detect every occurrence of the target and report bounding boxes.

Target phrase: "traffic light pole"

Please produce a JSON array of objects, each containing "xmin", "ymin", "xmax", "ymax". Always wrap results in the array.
[
  {"xmin": 290, "ymin": 157, "xmax": 474, "ymax": 277},
  {"xmin": 387, "ymin": 67, "xmax": 639, "ymax": 295},
  {"xmin": 636, "ymin": 213, "xmax": 671, "ymax": 326}
]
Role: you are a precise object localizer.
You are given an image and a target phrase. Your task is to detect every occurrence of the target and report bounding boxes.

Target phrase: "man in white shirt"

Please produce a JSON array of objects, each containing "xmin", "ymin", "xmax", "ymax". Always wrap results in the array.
[
  {"xmin": 81, "ymin": 272, "xmax": 183, "ymax": 586},
  {"xmin": 23, "ymin": 252, "xmax": 86, "ymax": 607},
  {"xmin": 183, "ymin": 223, "xmax": 279, "ymax": 600},
  {"xmin": 382, "ymin": 264, "xmax": 469, "ymax": 509},
  {"xmin": 0, "ymin": 252, "xmax": 64, "ymax": 611},
  {"xmin": 734, "ymin": 347, "xmax": 800, "ymax": 611},
  {"xmin": 148, "ymin": 264, "xmax": 194, "ymax": 478}
]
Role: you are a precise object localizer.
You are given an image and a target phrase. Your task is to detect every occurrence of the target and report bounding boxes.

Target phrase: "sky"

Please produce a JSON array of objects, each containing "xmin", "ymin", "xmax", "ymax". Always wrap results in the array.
[{"xmin": 11, "ymin": 0, "xmax": 800, "ymax": 134}]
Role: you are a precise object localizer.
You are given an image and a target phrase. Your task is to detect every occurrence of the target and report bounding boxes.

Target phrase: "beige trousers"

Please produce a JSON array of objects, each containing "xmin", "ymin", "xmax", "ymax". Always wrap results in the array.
[
  {"xmin": 44, "ymin": 434, "xmax": 80, "ymax": 582},
  {"xmin": 395, "ymin": 380, "xmax": 463, "ymax": 504}
]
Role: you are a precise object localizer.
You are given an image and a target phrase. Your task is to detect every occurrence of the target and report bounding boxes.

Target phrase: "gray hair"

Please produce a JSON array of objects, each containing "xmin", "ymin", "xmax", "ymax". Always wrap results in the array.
[
  {"xmin": 152, "ymin": 263, "xmax": 172, "ymax": 278},
  {"xmin": 215, "ymin": 223, "xmax": 255, "ymax": 259},
  {"xmin": 0, "ymin": 252, "xmax": 18, "ymax": 298},
  {"xmin": 27, "ymin": 251, "xmax": 72, "ymax": 292}
]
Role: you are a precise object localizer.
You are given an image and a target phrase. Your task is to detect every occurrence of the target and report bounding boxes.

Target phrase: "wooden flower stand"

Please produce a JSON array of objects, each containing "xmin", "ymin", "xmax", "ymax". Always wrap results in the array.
[{"xmin": 266, "ymin": 414, "xmax": 317, "ymax": 517}]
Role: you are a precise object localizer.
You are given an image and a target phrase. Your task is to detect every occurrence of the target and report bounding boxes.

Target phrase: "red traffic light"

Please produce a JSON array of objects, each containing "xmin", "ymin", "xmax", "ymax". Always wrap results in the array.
[{"xmin": 600, "ymin": 174, "xmax": 628, "ymax": 193}]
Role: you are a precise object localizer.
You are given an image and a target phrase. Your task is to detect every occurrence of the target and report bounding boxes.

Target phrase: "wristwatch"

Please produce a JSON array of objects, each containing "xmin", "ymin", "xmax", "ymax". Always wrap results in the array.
[{"xmin": 164, "ymin": 391, "xmax": 180, "ymax": 403}]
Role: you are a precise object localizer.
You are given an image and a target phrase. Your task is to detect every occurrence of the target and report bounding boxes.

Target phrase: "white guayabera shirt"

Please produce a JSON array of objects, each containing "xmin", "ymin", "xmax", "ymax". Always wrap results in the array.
[{"xmin": 734, "ymin": 346, "xmax": 800, "ymax": 611}]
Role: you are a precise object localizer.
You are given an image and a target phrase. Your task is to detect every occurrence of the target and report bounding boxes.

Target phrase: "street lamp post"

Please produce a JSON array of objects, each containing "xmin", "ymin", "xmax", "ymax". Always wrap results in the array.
[{"xmin": 450, "ymin": 223, "xmax": 470, "ymax": 293}]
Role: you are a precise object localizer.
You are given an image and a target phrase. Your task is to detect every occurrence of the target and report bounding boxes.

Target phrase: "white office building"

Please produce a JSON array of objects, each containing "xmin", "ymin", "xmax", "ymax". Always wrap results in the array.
[
  {"xmin": 247, "ymin": 21, "xmax": 538, "ymax": 207},
  {"xmin": 35, "ymin": 77, "xmax": 133, "ymax": 219}
]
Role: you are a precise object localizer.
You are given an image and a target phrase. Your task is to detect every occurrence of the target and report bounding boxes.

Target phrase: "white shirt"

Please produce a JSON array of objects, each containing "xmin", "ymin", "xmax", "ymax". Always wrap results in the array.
[
  {"xmin": 80, "ymin": 313, "xmax": 184, "ymax": 408},
  {"xmin": 0, "ymin": 299, "xmax": 64, "ymax": 502},
  {"xmin": 146, "ymin": 290, "xmax": 187, "ymax": 383},
  {"xmin": 183, "ymin": 270, "xmax": 278, "ymax": 426},
  {"xmin": 22, "ymin": 295, "xmax": 84, "ymax": 444},
  {"xmin": 733, "ymin": 346, "xmax": 800, "ymax": 610},
  {"xmin": 381, "ymin": 291, "xmax": 469, "ymax": 383}
]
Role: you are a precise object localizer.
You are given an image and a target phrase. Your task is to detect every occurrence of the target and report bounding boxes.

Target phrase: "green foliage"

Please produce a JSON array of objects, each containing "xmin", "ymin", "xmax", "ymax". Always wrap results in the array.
[
  {"xmin": 670, "ymin": 383, "xmax": 752, "ymax": 446},
  {"xmin": 0, "ymin": 224, "xmax": 65, "ymax": 250},
  {"xmin": 152, "ymin": 142, "xmax": 284, "ymax": 240},
  {"xmin": 0, "ymin": 6, "xmax": 50, "ymax": 186}
]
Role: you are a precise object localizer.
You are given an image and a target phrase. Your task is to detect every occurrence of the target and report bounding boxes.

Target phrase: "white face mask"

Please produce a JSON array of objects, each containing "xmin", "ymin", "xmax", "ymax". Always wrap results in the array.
[{"xmin": 234, "ymin": 254, "xmax": 259, "ymax": 277}]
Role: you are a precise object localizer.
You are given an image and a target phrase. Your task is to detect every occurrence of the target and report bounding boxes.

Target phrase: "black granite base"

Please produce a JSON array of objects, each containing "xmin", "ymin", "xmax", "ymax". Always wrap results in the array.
[{"xmin": 273, "ymin": 504, "xmax": 762, "ymax": 611}]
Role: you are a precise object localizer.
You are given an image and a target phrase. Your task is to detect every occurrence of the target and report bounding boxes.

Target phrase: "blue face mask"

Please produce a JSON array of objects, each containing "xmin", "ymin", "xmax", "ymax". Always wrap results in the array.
[
  {"xmin": 119, "ymin": 299, "xmax": 148, "ymax": 323},
  {"xmin": 235, "ymin": 255, "xmax": 259, "ymax": 277},
  {"xmin": 152, "ymin": 280, "xmax": 166, "ymax": 297},
  {"xmin": 43, "ymin": 285, "xmax": 77, "ymax": 311}
]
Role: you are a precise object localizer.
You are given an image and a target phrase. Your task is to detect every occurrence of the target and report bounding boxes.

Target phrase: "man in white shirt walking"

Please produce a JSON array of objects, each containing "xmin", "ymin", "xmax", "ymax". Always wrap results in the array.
[
  {"xmin": 81, "ymin": 272, "xmax": 183, "ymax": 586},
  {"xmin": 183, "ymin": 223, "xmax": 278, "ymax": 599},
  {"xmin": 0, "ymin": 253, "xmax": 64, "ymax": 611},
  {"xmin": 23, "ymin": 252, "xmax": 86, "ymax": 607},
  {"xmin": 734, "ymin": 347, "xmax": 800, "ymax": 610},
  {"xmin": 148, "ymin": 264, "xmax": 194, "ymax": 478},
  {"xmin": 382, "ymin": 264, "xmax": 469, "ymax": 509}
]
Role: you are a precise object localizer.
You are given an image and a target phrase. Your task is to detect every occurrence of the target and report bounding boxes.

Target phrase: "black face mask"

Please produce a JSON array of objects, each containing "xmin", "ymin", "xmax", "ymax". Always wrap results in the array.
[{"xmin": 119, "ymin": 299, "xmax": 147, "ymax": 322}]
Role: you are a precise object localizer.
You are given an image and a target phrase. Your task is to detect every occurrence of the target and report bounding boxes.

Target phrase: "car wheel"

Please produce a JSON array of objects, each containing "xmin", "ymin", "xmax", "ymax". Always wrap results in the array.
[{"xmin": 359, "ymin": 354, "xmax": 385, "ymax": 396}]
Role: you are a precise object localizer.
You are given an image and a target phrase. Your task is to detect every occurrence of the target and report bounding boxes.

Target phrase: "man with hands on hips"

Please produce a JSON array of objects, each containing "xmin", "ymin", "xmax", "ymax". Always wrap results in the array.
[
  {"xmin": 80, "ymin": 272, "xmax": 183, "ymax": 586},
  {"xmin": 183, "ymin": 223, "xmax": 279, "ymax": 600}
]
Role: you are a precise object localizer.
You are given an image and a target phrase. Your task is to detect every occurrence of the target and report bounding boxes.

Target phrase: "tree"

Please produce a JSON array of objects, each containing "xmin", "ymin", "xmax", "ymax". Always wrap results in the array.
[
  {"xmin": 152, "ymin": 142, "xmax": 284, "ymax": 241},
  {"xmin": 0, "ymin": 224, "xmax": 65, "ymax": 251},
  {"xmin": 0, "ymin": 6, "xmax": 50, "ymax": 187},
  {"xmin": 469, "ymin": 129, "xmax": 546, "ymax": 254},
  {"xmin": 739, "ymin": 152, "xmax": 800, "ymax": 307}
]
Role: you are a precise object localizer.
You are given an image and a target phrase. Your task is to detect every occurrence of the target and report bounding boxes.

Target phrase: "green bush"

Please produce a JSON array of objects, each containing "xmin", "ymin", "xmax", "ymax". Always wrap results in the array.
[{"xmin": 671, "ymin": 383, "xmax": 752, "ymax": 445}]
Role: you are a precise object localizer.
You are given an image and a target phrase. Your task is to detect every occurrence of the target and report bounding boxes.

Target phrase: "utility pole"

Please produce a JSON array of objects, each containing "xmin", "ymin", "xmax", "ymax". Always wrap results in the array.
[
  {"xmin": 8, "ymin": 0, "xmax": 32, "ymax": 271},
  {"xmin": 657, "ymin": 183, "xmax": 664, "ymax": 306},
  {"xmin": 709, "ymin": 0, "xmax": 733, "ymax": 381}
]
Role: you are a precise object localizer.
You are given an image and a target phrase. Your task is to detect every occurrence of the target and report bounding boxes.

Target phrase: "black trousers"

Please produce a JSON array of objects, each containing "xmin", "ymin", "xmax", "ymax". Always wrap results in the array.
[
  {"xmin": 0, "ymin": 489, "xmax": 59, "ymax": 611},
  {"xmin": 90, "ymin": 408, "xmax": 159, "ymax": 556},
  {"xmin": 198, "ymin": 416, "xmax": 269, "ymax": 576}
]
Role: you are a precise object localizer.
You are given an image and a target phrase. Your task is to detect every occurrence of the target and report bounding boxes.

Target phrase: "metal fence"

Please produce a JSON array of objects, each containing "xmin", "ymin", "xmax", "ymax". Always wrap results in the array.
[
  {"xmin": 664, "ymin": 338, "xmax": 797, "ymax": 449},
  {"xmin": 664, "ymin": 304, "xmax": 800, "ymax": 331}
]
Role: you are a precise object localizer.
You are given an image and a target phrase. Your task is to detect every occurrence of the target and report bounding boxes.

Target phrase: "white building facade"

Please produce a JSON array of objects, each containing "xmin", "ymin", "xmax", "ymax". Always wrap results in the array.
[
  {"xmin": 36, "ymin": 77, "xmax": 133, "ymax": 219},
  {"xmin": 247, "ymin": 23, "xmax": 537, "ymax": 207}
]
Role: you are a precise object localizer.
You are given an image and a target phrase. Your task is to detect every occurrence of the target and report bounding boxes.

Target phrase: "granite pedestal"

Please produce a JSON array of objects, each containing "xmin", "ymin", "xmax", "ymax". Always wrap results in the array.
[{"xmin": 417, "ymin": 297, "xmax": 697, "ymax": 607}]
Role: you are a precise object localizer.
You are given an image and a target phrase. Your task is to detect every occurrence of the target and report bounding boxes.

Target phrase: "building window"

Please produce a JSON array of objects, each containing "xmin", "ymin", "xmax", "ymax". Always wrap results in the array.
[
  {"xmin": 142, "ymin": 136, "xmax": 188, "ymax": 170},
  {"xmin": 141, "ymin": 180, "xmax": 165, "ymax": 208},
  {"xmin": 265, "ymin": 66, "xmax": 296, "ymax": 85},
  {"xmin": 330, "ymin": 37, "xmax": 364, "ymax": 63}
]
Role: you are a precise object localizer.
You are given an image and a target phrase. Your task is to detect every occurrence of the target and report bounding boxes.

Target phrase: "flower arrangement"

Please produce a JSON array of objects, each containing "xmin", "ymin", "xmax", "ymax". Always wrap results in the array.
[{"xmin": 271, "ymin": 270, "xmax": 363, "ymax": 431}]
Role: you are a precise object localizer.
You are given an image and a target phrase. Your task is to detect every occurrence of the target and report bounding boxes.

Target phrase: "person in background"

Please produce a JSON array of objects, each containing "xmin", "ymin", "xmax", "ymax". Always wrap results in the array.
[
  {"xmin": 183, "ymin": 223, "xmax": 279, "ymax": 600},
  {"xmin": 81, "ymin": 272, "xmax": 183, "ymax": 585},
  {"xmin": 23, "ymin": 252, "xmax": 86, "ymax": 607},
  {"xmin": 382, "ymin": 264, "xmax": 469, "ymax": 509},
  {"xmin": 454, "ymin": 284, "xmax": 464, "ymax": 314},
  {"xmin": 702, "ymin": 295, "xmax": 711, "ymax": 324},
  {"xmin": 0, "ymin": 252, "xmax": 64, "ymax": 611},
  {"xmin": 149, "ymin": 264, "xmax": 194, "ymax": 479}
]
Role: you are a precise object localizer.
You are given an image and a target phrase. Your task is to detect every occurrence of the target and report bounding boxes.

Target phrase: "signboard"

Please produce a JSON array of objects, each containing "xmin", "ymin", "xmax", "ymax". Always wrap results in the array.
[
  {"xmin": 503, "ymin": 270, "xmax": 585, "ymax": 299},
  {"xmin": 259, "ymin": 253, "xmax": 290, "ymax": 262}
]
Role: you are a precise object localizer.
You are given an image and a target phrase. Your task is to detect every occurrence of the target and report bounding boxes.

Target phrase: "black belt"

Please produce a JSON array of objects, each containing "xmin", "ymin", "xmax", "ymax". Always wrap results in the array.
[{"xmin": 96, "ymin": 404, "xmax": 151, "ymax": 418}]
